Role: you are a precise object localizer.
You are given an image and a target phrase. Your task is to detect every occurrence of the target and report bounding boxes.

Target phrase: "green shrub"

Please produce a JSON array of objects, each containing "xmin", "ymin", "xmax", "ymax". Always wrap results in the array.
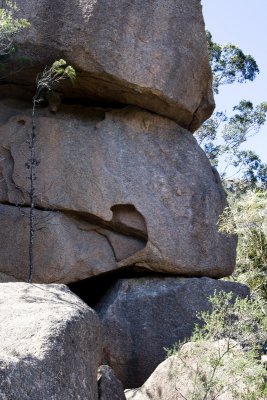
[
  {"xmin": 166, "ymin": 292, "xmax": 267, "ymax": 399},
  {"xmin": 218, "ymin": 189, "xmax": 267, "ymax": 299}
]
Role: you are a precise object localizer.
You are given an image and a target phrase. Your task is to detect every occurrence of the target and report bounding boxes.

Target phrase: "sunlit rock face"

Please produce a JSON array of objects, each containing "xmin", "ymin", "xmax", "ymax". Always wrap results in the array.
[
  {"xmin": 0, "ymin": 283, "xmax": 101, "ymax": 400},
  {"xmin": 10, "ymin": 0, "xmax": 214, "ymax": 131},
  {"xmin": 0, "ymin": 101, "xmax": 236, "ymax": 283}
]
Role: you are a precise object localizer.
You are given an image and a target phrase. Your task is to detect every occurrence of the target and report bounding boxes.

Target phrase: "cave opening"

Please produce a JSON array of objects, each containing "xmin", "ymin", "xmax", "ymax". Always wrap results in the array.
[{"xmin": 68, "ymin": 267, "xmax": 167, "ymax": 309}]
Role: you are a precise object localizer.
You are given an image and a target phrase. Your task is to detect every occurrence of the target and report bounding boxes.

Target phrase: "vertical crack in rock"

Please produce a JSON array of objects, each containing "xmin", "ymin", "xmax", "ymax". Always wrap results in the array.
[
  {"xmin": 0, "ymin": 102, "xmax": 236, "ymax": 280},
  {"xmin": 188, "ymin": 103, "xmax": 202, "ymax": 132}
]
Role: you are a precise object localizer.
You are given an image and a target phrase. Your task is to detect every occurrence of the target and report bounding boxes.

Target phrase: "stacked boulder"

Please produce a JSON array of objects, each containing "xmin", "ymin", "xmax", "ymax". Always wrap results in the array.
[{"xmin": 0, "ymin": 0, "xmax": 248, "ymax": 398}]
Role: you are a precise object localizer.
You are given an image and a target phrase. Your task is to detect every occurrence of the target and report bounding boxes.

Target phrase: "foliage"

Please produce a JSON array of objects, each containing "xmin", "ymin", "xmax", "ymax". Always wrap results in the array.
[
  {"xmin": 196, "ymin": 32, "xmax": 267, "ymax": 184},
  {"xmin": 167, "ymin": 291, "xmax": 267, "ymax": 400},
  {"xmin": 191, "ymin": 291, "xmax": 267, "ymax": 347},
  {"xmin": 34, "ymin": 59, "xmax": 76, "ymax": 102},
  {"xmin": 218, "ymin": 190, "xmax": 267, "ymax": 299},
  {"xmin": 197, "ymin": 101, "xmax": 267, "ymax": 183},
  {"xmin": 206, "ymin": 31, "xmax": 259, "ymax": 95},
  {"xmin": 0, "ymin": 1, "xmax": 29, "ymax": 73}
]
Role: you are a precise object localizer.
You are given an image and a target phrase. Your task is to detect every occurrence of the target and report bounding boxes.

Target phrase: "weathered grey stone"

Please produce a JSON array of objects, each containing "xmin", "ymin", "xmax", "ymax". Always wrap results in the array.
[
  {"xmin": 125, "ymin": 340, "xmax": 264, "ymax": 400},
  {"xmin": 0, "ymin": 283, "xmax": 101, "ymax": 400},
  {"xmin": 98, "ymin": 365, "xmax": 126, "ymax": 400},
  {"xmin": 0, "ymin": 204, "xmax": 145, "ymax": 283},
  {"xmin": 0, "ymin": 101, "xmax": 236, "ymax": 280},
  {"xmin": 96, "ymin": 277, "xmax": 250, "ymax": 388},
  {"xmin": 10, "ymin": 0, "xmax": 214, "ymax": 130}
]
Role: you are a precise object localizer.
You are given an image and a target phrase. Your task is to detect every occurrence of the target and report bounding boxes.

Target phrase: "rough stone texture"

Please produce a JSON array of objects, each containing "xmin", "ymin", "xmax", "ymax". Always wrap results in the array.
[
  {"xmin": 124, "ymin": 353, "xmax": 199, "ymax": 400},
  {"xmin": 0, "ymin": 204, "xmax": 145, "ymax": 283},
  {"xmin": 98, "ymin": 365, "xmax": 126, "ymax": 400},
  {"xmin": 0, "ymin": 100, "xmax": 236, "ymax": 281},
  {"xmin": 0, "ymin": 272, "xmax": 18, "ymax": 282},
  {"xmin": 96, "ymin": 277, "xmax": 250, "ymax": 388},
  {"xmin": 125, "ymin": 340, "xmax": 263, "ymax": 400},
  {"xmin": 0, "ymin": 283, "xmax": 101, "ymax": 400},
  {"xmin": 10, "ymin": 0, "xmax": 214, "ymax": 131}
]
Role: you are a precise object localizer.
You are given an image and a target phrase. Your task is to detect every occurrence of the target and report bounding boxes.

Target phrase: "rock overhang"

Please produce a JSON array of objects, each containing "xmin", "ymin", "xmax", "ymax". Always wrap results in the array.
[{"xmin": 5, "ymin": 0, "xmax": 215, "ymax": 131}]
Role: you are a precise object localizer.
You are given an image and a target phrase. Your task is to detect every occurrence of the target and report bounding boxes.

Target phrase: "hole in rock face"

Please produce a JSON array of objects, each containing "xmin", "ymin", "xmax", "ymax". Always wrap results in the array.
[
  {"xmin": 17, "ymin": 119, "xmax": 26, "ymax": 125},
  {"xmin": 65, "ymin": 204, "xmax": 148, "ymax": 263},
  {"xmin": 67, "ymin": 205, "xmax": 149, "ymax": 307},
  {"xmin": 68, "ymin": 267, "xmax": 161, "ymax": 309},
  {"xmin": 110, "ymin": 204, "xmax": 148, "ymax": 240},
  {"xmin": 65, "ymin": 204, "xmax": 147, "ymax": 242}
]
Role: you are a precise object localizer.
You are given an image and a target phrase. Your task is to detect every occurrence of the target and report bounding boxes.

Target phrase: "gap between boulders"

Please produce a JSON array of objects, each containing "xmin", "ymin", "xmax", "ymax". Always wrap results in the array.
[{"xmin": 68, "ymin": 269, "xmax": 182, "ymax": 308}]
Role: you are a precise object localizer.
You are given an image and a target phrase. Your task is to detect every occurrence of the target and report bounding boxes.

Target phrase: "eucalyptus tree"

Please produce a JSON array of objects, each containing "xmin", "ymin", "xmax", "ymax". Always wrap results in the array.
[{"xmin": 196, "ymin": 32, "xmax": 267, "ymax": 186}]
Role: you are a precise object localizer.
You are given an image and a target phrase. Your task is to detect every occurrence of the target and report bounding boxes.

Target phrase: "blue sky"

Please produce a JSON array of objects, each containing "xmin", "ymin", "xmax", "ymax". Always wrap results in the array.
[{"xmin": 201, "ymin": 0, "xmax": 267, "ymax": 163}]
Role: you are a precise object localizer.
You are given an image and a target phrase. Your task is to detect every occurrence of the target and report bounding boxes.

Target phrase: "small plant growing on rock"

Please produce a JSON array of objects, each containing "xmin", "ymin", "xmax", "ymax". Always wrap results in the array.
[{"xmin": 28, "ymin": 60, "xmax": 76, "ymax": 283}]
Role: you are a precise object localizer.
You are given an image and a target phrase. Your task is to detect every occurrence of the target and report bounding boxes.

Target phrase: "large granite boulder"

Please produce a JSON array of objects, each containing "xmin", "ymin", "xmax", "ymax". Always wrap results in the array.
[
  {"xmin": 0, "ymin": 283, "xmax": 101, "ymax": 400},
  {"xmin": 96, "ymin": 277, "xmax": 250, "ymax": 388},
  {"xmin": 10, "ymin": 0, "xmax": 214, "ymax": 130},
  {"xmin": 0, "ymin": 100, "xmax": 236, "ymax": 281}
]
